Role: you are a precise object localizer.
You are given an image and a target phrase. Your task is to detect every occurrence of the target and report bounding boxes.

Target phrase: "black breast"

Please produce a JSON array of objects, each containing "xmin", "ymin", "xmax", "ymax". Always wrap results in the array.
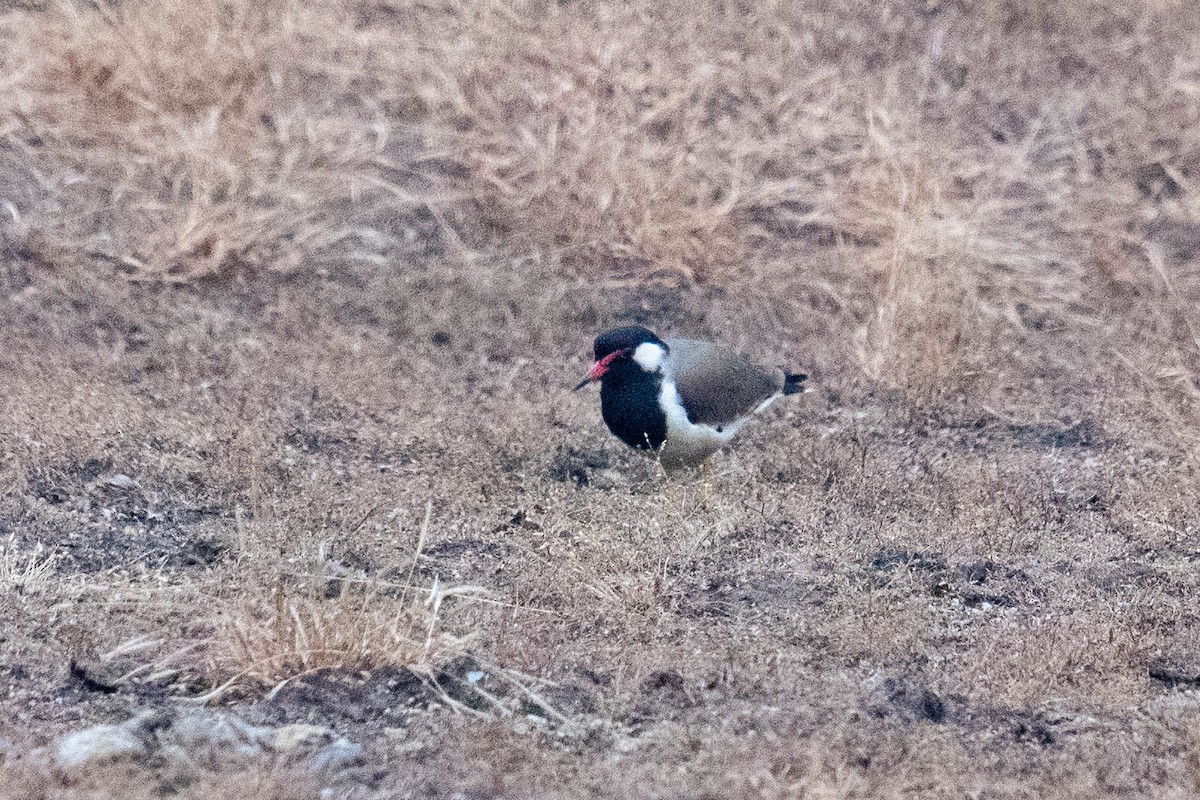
[{"xmin": 599, "ymin": 362, "xmax": 667, "ymax": 451}]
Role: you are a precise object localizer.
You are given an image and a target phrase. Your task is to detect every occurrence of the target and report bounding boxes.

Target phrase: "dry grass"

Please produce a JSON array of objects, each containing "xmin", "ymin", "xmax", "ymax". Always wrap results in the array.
[
  {"xmin": 0, "ymin": 533, "xmax": 58, "ymax": 593},
  {"xmin": 0, "ymin": 759, "xmax": 332, "ymax": 800},
  {"xmin": 3, "ymin": 0, "xmax": 1200, "ymax": 797},
  {"xmin": 0, "ymin": 0, "xmax": 428, "ymax": 281},
  {"xmin": 196, "ymin": 519, "xmax": 481, "ymax": 702}
]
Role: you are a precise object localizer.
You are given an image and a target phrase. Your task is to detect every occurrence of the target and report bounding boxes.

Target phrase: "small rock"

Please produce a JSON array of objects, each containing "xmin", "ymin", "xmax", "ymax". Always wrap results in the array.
[
  {"xmin": 53, "ymin": 725, "xmax": 148, "ymax": 773},
  {"xmin": 307, "ymin": 738, "xmax": 364, "ymax": 774},
  {"xmin": 270, "ymin": 724, "xmax": 362, "ymax": 777},
  {"xmin": 272, "ymin": 724, "xmax": 334, "ymax": 752},
  {"xmin": 49, "ymin": 710, "xmax": 366, "ymax": 785},
  {"xmin": 170, "ymin": 713, "xmax": 267, "ymax": 762},
  {"xmin": 123, "ymin": 707, "xmax": 175, "ymax": 739},
  {"xmin": 104, "ymin": 474, "xmax": 138, "ymax": 489}
]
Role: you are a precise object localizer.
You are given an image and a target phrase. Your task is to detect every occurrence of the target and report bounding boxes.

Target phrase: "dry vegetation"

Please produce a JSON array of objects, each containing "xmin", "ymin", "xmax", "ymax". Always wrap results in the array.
[{"xmin": 3, "ymin": 0, "xmax": 1200, "ymax": 796}]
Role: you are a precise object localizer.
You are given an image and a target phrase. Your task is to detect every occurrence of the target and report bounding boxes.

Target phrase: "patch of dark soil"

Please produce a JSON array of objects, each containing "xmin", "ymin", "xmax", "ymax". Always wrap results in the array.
[
  {"xmin": 624, "ymin": 671, "xmax": 700, "ymax": 734},
  {"xmin": 1009, "ymin": 417, "xmax": 1104, "ymax": 451},
  {"xmin": 1089, "ymin": 560, "xmax": 1163, "ymax": 592},
  {"xmin": 26, "ymin": 457, "xmax": 113, "ymax": 505},
  {"xmin": 626, "ymin": 669, "xmax": 694, "ymax": 729},
  {"xmin": 678, "ymin": 577, "xmax": 740, "ymax": 619},
  {"xmin": 941, "ymin": 415, "xmax": 1108, "ymax": 455},
  {"xmin": 1135, "ymin": 162, "xmax": 1182, "ymax": 200},
  {"xmin": 868, "ymin": 549, "xmax": 946, "ymax": 576},
  {"xmin": 491, "ymin": 507, "xmax": 544, "ymax": 533},
  {"xmin": 174, "ymin": 535, "xmax": 229, "ymax": 567},
  {"xmin": 577, "ymin": 667, "xmax": 613, "ymax": 687},
  {"xmin": 168, "ymin": 503, "xmax": 225, "ymax": 525},
  {"xmin": 863, "ymin": 682, "xmax": 1090, "ymax": 751},
  {"xmin": 252, "ymin": 665, "xmax": 437, "ymax": 732},
  {"xmin": 42, "ymin": 519, "xmax": 231, "ymax": 574},
  {"xmin": 930, "ymin": 577, "xmax": 1038, "ymax": 608},
  {"xmin": 17, "ymin": 461, "xmax": 235, "ymax": 574},
  {"xmin": 960, "ymin": 592, "xmax": 1019, "ymax": 608},
  {"xmin": 676, "ymin": 569, "xmax": 832, "ymax": 619},
  {"xmin": 432, "ymin": 656, "xmax": 562, "ymax": 721},
  {"xmin": 531, "ymin": 682, "xmax": 598, "ymax": 717},
  {"xmin": 960, "ymin": 561, "xmax": 994, "ymax": 584},
  {"xmin": 415, "ymin": 537, "xmax": 511, "ymax": 584},
  {"xmin": 283, "ymin": 425, "xmax": 349, "ymax": 455},
  {"xmin": 597, "ymin": 284, "xmax": 713, "ymax": 332},
  {"xmin": 1148, "ymin": 217, "xmax": 1200, "ymax": 263},
  {"xmin": 640, "ymin": 670, "xmax": 686, "ymax": 696},
  {"xmin": 1148, "ymin": 657, "xmax": 1200, "ymax": 689},
  {"xmin": 948, "ymin": 561, "xmax": 1036, "ymax": 607},
  {"xmin": 50, "ymin": 663, "xmax": 175, "ymax": 720},
  {"xmin": 423, "ymin": 538, "xmax": 509, "ymax": 561},
  {"xmin": 68, "ymin": 659, "xmax": 121, "ymax": 694},
  {"xmin": 1012, "ymin": 718, "xmax": 1057, "ymax": 746},
  {"xmin": 937, "ymin": 413, "xmax": 1005, "ymax": 453},
  {"xmin": 65, "ymin": 661, "xmax": 185, "ymax": 706},
  {"xmin": 953, "ymin": 700, "xmax": 1097, "ymax": 749},
  {"xmin": 868, "ymin": 552, "xmax": 1042, "ymax": 608},
  {"xmin": 548, "ymin": 445, "xmax": 611, "ymax": 487},
  {"xmin": 861, "ymin": 673, "xmax": 947, "ymax": 724}
]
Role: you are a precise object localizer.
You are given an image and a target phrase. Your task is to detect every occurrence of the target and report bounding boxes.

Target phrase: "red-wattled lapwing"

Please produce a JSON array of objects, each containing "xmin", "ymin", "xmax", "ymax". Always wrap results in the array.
[{"xmin": 573, "ymin": 326, "xmax": 806, "ymax": 472}]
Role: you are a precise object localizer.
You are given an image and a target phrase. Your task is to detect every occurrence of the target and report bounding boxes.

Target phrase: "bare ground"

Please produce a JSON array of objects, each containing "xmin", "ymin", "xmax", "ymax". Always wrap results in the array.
[{"xmin": 2, "ymin": 0, "xmax": 1200, "ymax": 797}]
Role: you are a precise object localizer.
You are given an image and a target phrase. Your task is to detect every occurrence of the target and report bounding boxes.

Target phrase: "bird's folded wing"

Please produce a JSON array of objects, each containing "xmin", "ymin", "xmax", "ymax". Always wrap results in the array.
[{"xmin": 663, "ymin": 338, "xmax": 783, "ymax": 427}]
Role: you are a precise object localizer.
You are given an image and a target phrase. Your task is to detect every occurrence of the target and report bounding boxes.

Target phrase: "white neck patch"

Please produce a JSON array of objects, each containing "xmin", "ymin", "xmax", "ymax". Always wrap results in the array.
[{"xmin": 632, "ymin": 342, "xmax": 666, "ymax": 373}]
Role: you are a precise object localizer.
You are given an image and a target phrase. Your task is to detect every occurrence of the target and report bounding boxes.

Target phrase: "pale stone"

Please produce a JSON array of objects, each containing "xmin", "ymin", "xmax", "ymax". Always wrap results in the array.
[{"xmin": 53, "ymin": 725, "xmax": 147, "ymax": 772}]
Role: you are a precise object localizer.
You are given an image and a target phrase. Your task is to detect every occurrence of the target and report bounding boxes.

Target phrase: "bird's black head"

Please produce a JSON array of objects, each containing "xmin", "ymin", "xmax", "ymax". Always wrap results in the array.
[
  {"xmin": 574, "ymin": 326, "xmax": 668, "ymax": 390},
  {"xmin": 592, "ymin": 326, "xmax": 665, "ymax": 361}
]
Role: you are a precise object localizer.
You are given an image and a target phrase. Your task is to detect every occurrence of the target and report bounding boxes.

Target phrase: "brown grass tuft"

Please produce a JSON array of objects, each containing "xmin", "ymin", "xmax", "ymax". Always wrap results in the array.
[
  {"xmin": 193, "ymin": 507, "xmax": 480, "ymax": 701},
  {"xmin": 0, "ymin": 533, "xmax": 58, "ymax": 593},
  {"xmin": 843, "ymin": 138, "xmax": 992, "ymax": 402}
]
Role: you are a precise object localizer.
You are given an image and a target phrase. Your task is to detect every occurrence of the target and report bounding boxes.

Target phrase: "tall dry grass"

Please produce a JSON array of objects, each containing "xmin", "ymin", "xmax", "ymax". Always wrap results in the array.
[
  {"xmin": 196, "ymin": 516, "xmax": 481, "ymax": 702},
  {"xmin": 3, "ymin": 0, "xmax": 1200, "ymax": 412},
  {"xmin": 0, "ymin": 0, "xmax": 428, "ymax": 281}
]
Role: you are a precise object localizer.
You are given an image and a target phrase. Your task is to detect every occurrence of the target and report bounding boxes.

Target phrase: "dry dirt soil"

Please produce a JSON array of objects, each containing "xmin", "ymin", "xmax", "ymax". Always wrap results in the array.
[{"xmin": 3, "ymin": 0, "xmax": 1200, "ymax": 797}]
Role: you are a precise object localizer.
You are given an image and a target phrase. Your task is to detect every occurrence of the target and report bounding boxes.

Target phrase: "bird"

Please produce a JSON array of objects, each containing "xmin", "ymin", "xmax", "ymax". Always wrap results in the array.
[{"xmin": 573, "ymin": 325, "xmax": 806, "ymax": 471}]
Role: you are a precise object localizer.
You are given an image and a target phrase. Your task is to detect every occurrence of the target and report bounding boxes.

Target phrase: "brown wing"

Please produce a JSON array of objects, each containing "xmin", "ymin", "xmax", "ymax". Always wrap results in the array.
[{"xmin": 663, "ymin": 338, "xmax": 784, "ymax": 427}]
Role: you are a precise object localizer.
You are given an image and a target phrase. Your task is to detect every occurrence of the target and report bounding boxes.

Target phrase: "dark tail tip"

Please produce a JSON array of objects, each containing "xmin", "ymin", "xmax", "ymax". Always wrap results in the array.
[{"xmin": 782, "ymin": 372, "xmax": 808, "ymax": 395}]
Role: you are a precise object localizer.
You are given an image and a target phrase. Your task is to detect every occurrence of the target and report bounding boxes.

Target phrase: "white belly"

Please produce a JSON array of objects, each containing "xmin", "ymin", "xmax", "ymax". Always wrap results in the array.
[{"xmin": 654, "ymin": 380, "xmax": 743, "ymax": 470}]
